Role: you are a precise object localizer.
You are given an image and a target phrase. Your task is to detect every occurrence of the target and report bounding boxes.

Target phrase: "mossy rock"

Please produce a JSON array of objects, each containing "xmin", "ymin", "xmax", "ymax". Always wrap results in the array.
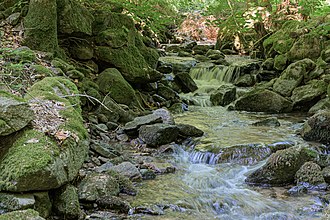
[
  {"xmin": 57, "ymin": 0, "xmax": 94, "ymax": 35},
  {"xmin": 30, "ymin": 65, "xmax": 54, "ymax": 77},
  {"xmin": 234, "ymin": 89, "xmax": 293, "ymax": 113},
  {"xmin": 273, "ymin": 58, "xmax": 316, "ymax": 97},
  {"xmin": 95, "ymin": 28, "xmax": 132, "ymax": 48},
  {"xmin": 302, "ymin": 110, "xmax": 330, "ymax": 144},
  {"xmin": 51, "ymin": 58, "xmax": 75, "ymax": 73},
  {"xmin": 23, "ymin": 0, "xmax": 58, "ymax": 53},
  {"xmin": 0, "ymin": 77, "xmax": 88, "ymax": 192},
  {"xmin": 69, "ymin": 41, "xmax": 94, "ymax": 60},
  {"xmin": 93, "ymin": 11, "xmax": 135, "ymax": 34},
  {"xmin": 52, "ymin": 185, "xmax": 82, "ymax": 219},
  {"xmin": 95, "ymin": 46, "xmax": 162, "ymax": 84},
  {"xmin": 263, "ymin": 20, "xmax": 304, "ymax": 57},
  {"xmin": 0, "ymin": 209, "xmax": 45, "ymax": 220},
  {"xmin": 287, "ymin": 33, "xmax": 322, "ymax": 62},
  {"xmin": 1, "ymin": 47, "xmax": 36, "ymax": 63},
  {"xmin": 295, "ymin": 161, "xmax": 325, "ymax": 185},
  {"xmin": 245, "ymin": 146, "xmax": 316, "ymax": 186},
  {"xmin": 274, "ymin": 54, "xmax": 288, "ymax": 71},
  {"xmin": 97, "ymin": 68, "xmax": 140, "ymax": 108}
]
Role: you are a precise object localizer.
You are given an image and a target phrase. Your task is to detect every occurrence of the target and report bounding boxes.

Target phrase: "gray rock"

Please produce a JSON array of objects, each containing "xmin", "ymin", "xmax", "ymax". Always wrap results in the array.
[
  {"xmin": 139, "ymin": 123, "xmax": 179, "ymax": 147},
  {"xmin": 91, "ymin": 142, "xmax": 118, "ymax": 158},
  {"xmin": 0, "ymin": 91, "xmax": 34, "ymax": 136},
  {"xmin": 210, "ymin": 84, "xmax": 236, "ymax": 106},
  {"xmin": 301, "ymin": 110, "xmax": 330, "ymax": 144},
  {"xmin": 109, "ymin": 162, "xmax": 142, "ymax": 181},
  {"xmin": 0, "ymin": 193, "xmax": 35, "ymax": 213},
  {"xmin": 252, "ymin": 117, "xmax": 280, "ymax": 127},
  {"xmin": 78, "ymin": 173, "xmax": 120, "ymax": 202},
  {"xmin": 123, "ymin": 114, "xmax": 162, "ymax": 133},
  {"xmin": 158, "ymin": 56, "xmax": 197, "ymax": 73},
  {"xmin": 96, "ymin": 196, "xmax": 131, "ymax": 214},
  {"xmin": 152, "ymin": 108, "xmax": 175, "ymax": 125},
  {"xmin": 52, "ymin": 185, "xmax": 82, "ymax": 220},
  {"xmin": 245, "ymin": 146, "xmax": 315, "ymax": 186}
]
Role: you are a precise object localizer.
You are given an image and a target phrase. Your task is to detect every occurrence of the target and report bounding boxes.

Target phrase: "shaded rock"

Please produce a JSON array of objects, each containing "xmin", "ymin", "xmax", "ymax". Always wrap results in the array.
[
  {"xmin": 295, "ymin": 161, "xmax": 325, "ymax": 185},
  {"xmin": 245, "ymin": 146, "xmax": 315, "ymax": 186},
  {"xmin": 210, "ymin": 84, "xmax": 236, "ymax": 106},
  {"xmin": 33, "ymin": 192, "xmax": 52, "ymax": 218},
  {"xmin": 156, "ymin": 62, "xmax": 173, "ymax": 74},
  {"xmin": 51, "ymin": 58, "xmax": 75, "ymax": 73},
  {"xmin": 158, "ymin": 56, "xmax": 197, "ymax": 73},
  {"xmin": 193, "ymin": 44, "xmax": 213, "ymax": 55},
  {"xmin": 140, "ymin": 169, "xmax": 156, "ymax": 180},
  {"xmin": 308, "ymin": 98, "xmax": 330, "ymax": 115},
  {"xmin": 301, "ymin": 110, "xmax": 330, "ymax": 144},
  {"xmin": 67, "ymin": 69, "xmax": 84, "ymax": 80},
  {"xmin": 91, "ymin": 142, "xmax": 119, "ymax": 159},
  {"xmin": 152, "ymin": 108, "xmax": 175, "ymax": 125},
  {"xmin": 0, "ymin": 209, "xmax": 45, "ymax": 220},
  {"xmin": 195, "ymin": 54, "xmax": 210, "ymax": 62},
  {"xmin": 212, "ymin": 58, "xmax": 230, "ymax": 66},
  {"xmin": 0, "ymin": 91, "xmax": 34, "ymax": 136},
  {"xmin": 206, "ymin": 49, "xmax": 225, "ymax": 59},
  {"xmin": 69, "ymin": 42, "xmax": 94, "ymax": 60},
  {"xmin": 252, "ymin": 117, "xmax": 280, "ymax": 127},
  {"xmin": 97, "ymin": 68, "xmax": 139, "ymax": 108},
  {"xmin": 52, "ymin": 185, "xmax": 82, "ymax": 220},
  {"xmin": 178, "ymin": 51, "xmax": 192, "ymax": 57},
  {"xmin": 261, "ymin": 58, "xmax": 274, "ymax": 70},
  {"xmin": 23, "ymin": 0, "xmax": 58, "ymax": 53},
  {"xmin": 106, "ymin": 170, "xmax": 137, "ymax": 195},
  {"xmin": 0, "ymin": 193, "xmax": 35, "ymax": 213},
  {"xmin": 273, "ymin": 59, "xmax": 316, "ymax": 97},
  {"xmin": 257, "ymin": 70, "xmax": 278, "ymax": 82},
  {"xmin": 174, "ymin": 72, "xmax": 198, "ymax": 93},
  {"xmin": 78, "ymin": 173, "xmax": 119, "ymax": 202},
  {"xmin": 157, "ymin": 84, "xmax": 178, "ymax": 100},
  {"xmin": 57, "ymin": 0, "xmax": 93, "ymax": 35},
  {"xmin": 177, "ymin": 124, "xmax": 204, "ymax": 137},
  {"xmin": 322, "ymin": 166, "xmax": 330, "ymax": 184},
  {"xmin": 108, "ymin": 162, "xmax": 141, "ymax": 181},
  {"xmin": 234, "ymin": 74, "xmax": 256, "ymax": 87},
  {"xmin": 291, "ymin": 80, "xmax": 327, "ymax": 111},
  {"xmin": 139, "ymin": 123, "xmax": 179, "ymax": 147},
  {"xmin": 234, "ymin": 89, "xmax": 293, "ymax": 113},
  {"xmin": 96, "ymin": 196, "xmax": 131, "ymax": 214}
]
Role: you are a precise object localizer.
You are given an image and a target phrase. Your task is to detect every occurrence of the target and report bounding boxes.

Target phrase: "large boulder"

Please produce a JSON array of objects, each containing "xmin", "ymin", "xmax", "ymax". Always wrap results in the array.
[
  {"xmin": 174, "ymin": 72, "xmax": 198, "ymax": 93},
  {"xmin": 301, "ymin": 110, "xmax": 330, "ymax": 144},
  {"xmin": 273, "ymin": 59, "xmax": 316, "ymax": 97},
  {"xmin": 23, "ymin": 0, "xmax": 58, "ymax": 53},
  {"xmin": 245, "ymin": 146, "xmax": 316, "ymax": 186},
  {"xmin": 139, "ymin": 123, "xmax": 179, "ymax": 147},
  {"xmin": 0, "ymin": 77, "xmax": 89, "ymax": 192},
  {"xmin": 94, "ymin": 12, "xmax": 161, "ymax": 84},
  {"xmin": 287, "ymin": 33, "xmax": 322, "ymax": 62},
  {"xmin": 291, "ymin": 80, "xmax": 327, "ymax": 111},
  {"xmin": 0, "ymin": 91, "xmax": 34, "ymax": 136},
  {"xmin": 57, "ymin": 0, "xmax": 93, "ymax": 36},
  {"xmin": 234, "ymin": 89, "xmax": 292, "ymax": 113},
  {"xmin": 97, "ymin": 68, "xmax": 140, "ymax": 108},
  {"xmin": 210, "ymin": 84, "xmax": 236, "ymax": 106}
]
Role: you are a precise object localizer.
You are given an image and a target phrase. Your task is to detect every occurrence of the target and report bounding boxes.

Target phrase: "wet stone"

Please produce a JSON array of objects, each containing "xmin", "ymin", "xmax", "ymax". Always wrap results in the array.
[{"xmin": 108, "ymin": 162, "xmax": 142, "ymax": 181}]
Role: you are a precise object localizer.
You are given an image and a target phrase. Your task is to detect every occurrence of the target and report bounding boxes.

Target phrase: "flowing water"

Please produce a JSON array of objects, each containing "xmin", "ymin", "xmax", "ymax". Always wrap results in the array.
[{"xmin": 128, "ymin": 57, "xmax": 328, "ymax": 219}]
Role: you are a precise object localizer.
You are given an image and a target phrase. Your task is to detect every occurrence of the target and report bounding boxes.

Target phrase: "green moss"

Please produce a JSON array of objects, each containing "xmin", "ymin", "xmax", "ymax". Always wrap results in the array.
[
  {"xmin": 1, "ymin": 47, "xmax": 36, "ymax": 63},
  {"xmin": 51, "ymin": 58, "xmax": 75, "ymax": 73},
  {"xmin": 274, "ymin": 54, "xmax": 288, "ymax": 71},
  {"xmin": 30, "ymin": 65, "xmax": 54, "ymax": 77},
  {"xmin": 0, "ymin": 90, "xmax": 25, "ymax": 102},
  {"xmin": 0, "ymin": 129, "xmax": 59, "ymax": 191},
  {"xmin": 93, "ymin": 11, "xmax": 135, "ymax": 34}
]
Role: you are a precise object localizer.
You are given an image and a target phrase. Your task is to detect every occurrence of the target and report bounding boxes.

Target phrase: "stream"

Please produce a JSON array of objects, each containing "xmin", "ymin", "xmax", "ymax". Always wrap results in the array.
[{"xmin": 127, "ymin": 56, "xmax": 328, "ymax": 219}]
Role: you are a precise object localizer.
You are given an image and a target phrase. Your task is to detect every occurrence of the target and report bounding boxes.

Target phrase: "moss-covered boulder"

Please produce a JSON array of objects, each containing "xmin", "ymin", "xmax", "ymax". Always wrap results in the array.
[
  {"xmin": 0, "ymin": 193, "xmax": 35, "ymax": 213},
  {"xmin": 23, "ymin": 0, "xmax": 58, "ymax": 53},
  {"xmin": 234, "ymin": 89, "xmax": 293, "ymax": 113},
  {"xmin": 97, "ymin": 68, "xmax": 140, "ymax": 108},
  {"xmin": 301, "ymin": 110, "xmax": 330, "ymax": 144},
  {"xmin": 291, "ymin": 80, "xmax": 327, "ymax": 111},
  {"xmin": 295, "ymin": 161, "xmax": 325, "ymax": 185},
  {"xmin": 0, "ymin": 209, "xmax": 45, "ymax": 220},
  {"xmin": 245, "ymin": 146, "xmax": 316, "ymax": 186},
  {"xmin": 52, "ymin": 185, "xmax": 82, "ymax": 220},
  {"xmin": 274, "ymin": 54, "xmax": 288, "ymax": 71},
  {"xmin": 0, "ymin": 77, "xmax": 89, "ymax": 192},
  {"xmin": 57, "ymin": 0, "xmax": 93, "ymax": 36},
  {"xmin": 263, "ymin": 20, "xmax": 304, "ymax": 57},
  {"xmin": 287, "ymin": 33, "xmax": 322, "ymax": 62},
  {"xmin": 273, "ymin": 58, "xmax": 316, "ymax": 97},
  {"xmin": 210, "ymin": 84, "xmax": 236, "ymax": 106},
  {"xmin": 0, "ymin": 91, "xmax": 34, "ymax": 136}
]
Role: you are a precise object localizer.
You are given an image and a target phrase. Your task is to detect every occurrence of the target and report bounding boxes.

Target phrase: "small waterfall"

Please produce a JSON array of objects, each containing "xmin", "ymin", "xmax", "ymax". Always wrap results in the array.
[{"xmin": 189, "ymin": 151, "xmax": 220, "ymax": 165}]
